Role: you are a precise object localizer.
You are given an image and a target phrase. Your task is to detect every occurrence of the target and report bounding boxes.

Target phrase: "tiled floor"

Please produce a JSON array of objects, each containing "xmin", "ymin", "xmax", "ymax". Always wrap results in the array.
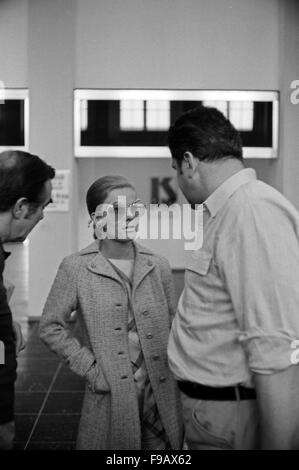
[{"xmin": 13, "ymin": 322, "xmax": 85, "ymax": 450}]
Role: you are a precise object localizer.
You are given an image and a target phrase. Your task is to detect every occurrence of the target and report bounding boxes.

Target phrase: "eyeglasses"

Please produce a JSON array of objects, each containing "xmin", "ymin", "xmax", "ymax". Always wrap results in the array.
[{"xmin": 90, "ymin": 199, "xmax": 146, "ymax": 226}]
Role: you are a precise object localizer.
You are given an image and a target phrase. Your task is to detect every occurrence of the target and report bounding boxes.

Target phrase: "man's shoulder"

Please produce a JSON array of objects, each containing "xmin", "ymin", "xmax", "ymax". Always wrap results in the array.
[
  {"xmin": 218, "ymin": 181, "xmax": 299, "ymax": 249},
  {"xmin": 215, "ymin": 179, "xmax": 299, "ymax": 246},
  {"xmin": 229, "ymin": 179, "xmax": 298, "ymax": 217}
]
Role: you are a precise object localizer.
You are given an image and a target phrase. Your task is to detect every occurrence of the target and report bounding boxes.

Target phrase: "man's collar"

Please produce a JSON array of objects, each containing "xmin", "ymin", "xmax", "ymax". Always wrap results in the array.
[{"xmin": 203, "ymin": 168, "xmax": 257, "ymax": 218}]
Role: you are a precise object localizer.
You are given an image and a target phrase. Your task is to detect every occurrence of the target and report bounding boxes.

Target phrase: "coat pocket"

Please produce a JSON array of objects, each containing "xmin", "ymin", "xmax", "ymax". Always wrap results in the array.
[{"xmin": 86, "ymin": 363, "xmax": 110, "ymax": 394}]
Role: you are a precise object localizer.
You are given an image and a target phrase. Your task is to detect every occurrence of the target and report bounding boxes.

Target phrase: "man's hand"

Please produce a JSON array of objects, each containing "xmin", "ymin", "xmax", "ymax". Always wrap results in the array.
[{"xmin": 12, "ymin": 321, "xmax": 26, "ymax": 356}]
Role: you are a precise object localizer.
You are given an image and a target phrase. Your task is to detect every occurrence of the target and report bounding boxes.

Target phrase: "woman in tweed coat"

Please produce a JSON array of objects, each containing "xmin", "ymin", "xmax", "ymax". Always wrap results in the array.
[{"xmin": 39, "ymin": 176, "xmax": 183, "ymax": 450}]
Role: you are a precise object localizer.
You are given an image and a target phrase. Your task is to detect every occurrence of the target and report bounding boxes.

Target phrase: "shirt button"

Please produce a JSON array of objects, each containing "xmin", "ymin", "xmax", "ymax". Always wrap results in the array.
[
  {"xmin": 152, "ymin": 354, "xmax": 160, "ymax": 361},
  {"xmin": 146, "ymin": 333, "xmax": 153, "ymax": 339},
  {"xmin": 159, "ymin": 376, "xmax": 166, "ymax": 383},
  {"xmin": 142, "ymin": 310, "xmax": 149, "ymax": 316}
]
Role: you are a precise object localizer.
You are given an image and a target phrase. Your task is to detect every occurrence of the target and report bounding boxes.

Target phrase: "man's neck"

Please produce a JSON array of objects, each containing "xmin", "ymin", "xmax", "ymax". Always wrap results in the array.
[{"xmin": 199, "ymin": 159, "xmax": 245, "ymax": 201}]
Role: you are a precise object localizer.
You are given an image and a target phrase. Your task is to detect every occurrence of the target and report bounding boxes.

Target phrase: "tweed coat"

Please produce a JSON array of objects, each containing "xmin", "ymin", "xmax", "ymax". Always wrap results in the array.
[{"xmin": 39, "ymin": 240, "xmax": 183, "ymax": 450}]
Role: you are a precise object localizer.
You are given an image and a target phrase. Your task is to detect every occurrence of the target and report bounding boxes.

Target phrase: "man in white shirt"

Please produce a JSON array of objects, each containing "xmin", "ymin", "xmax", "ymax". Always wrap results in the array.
[{"xmin": 167, "ymin": 106, "xmax": 299, "ymax": 450}]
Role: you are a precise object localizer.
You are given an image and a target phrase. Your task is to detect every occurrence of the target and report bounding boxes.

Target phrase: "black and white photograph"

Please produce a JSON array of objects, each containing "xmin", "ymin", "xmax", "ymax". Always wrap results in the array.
[{"xmin": 0, "ymin": 0, "xmax": 299, "ymax": 456}]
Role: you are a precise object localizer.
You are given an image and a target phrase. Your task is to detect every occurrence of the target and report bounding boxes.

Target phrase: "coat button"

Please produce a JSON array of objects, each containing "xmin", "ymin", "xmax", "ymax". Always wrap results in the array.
[
  {"xmin": 146, "ymin": 333, "xmax": 153, "ymax": 339},
  {"xmin": 142, "ymin": 310, "xmax": 149, "ymax": 316},
  {"xmin": 159, "ymin": 376, "xmax": 166, "ymax": 383},
  {"xmin": 152, "ymin": 354, "xmax": 160, "ymax": 361}
]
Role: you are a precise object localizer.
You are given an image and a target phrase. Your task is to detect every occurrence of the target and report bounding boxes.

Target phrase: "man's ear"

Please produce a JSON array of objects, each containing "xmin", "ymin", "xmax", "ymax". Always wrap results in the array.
[
  {"xmin": 12, "ymin": 198, "xmax": 30, "ymax": 219},
  {"xmin": 182, "ymin": 151, "xmax": 198, "ymax": 175}
]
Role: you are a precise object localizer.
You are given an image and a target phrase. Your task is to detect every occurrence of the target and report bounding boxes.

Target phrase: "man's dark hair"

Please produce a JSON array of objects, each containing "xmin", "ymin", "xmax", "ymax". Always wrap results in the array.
[
  {"xmin": 0, "ymin": 151, "xmax": 55, "ymax": 212},
  {"xmin": 168, "ymin": 105, "xmax": 243, "ymax": 163}
]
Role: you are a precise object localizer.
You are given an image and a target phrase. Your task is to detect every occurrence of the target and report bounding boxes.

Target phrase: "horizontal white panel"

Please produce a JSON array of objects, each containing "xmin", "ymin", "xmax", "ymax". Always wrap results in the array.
[
  {"xmin": 0, "ymin": 89, "xmax": 29, "ymax": 100},
  {"xmin": 74, "ymin": 89, "xmax": 278, "ymax": 102},
  {"xmin": 75, "ymin": 146, "xmax": 277, "ymax": 159}
]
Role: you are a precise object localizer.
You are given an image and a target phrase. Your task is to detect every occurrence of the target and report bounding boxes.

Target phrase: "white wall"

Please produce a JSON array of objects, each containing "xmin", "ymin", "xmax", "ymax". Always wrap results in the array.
[
  {"xmin": 1, "ymin": 0, "xmax": 298, "ymax": 316},
  {"xmin": 0, "ymin": 0, "xmax": 28, "ymax": 87},
  {"xmin": 75, "ymin": 0, "xmax": 280, "ymax": 90},
  {"xmin": 74, "ymin": 0, "xmax": 286, "ymax": 267},
  {"xmin": 27, "ymin": 0, "xmax": 76, "ymax": 319},
  {"xmin": 279, "ymin": 0, "xmax": 299, "ymax": 206}
]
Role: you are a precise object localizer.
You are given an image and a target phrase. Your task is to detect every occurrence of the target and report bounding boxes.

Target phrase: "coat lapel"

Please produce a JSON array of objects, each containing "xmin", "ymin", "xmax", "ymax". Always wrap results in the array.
[
  {"xmin": 80, "ymin": 240, "xmax": 156, "ymax": 291},
  {"xmin": 132, "ymin": 244, "xmax": 155, "ymax": 295},
  {"xmin": 81, "ymin": 240, "xmax": 122, "ymax": 285}
]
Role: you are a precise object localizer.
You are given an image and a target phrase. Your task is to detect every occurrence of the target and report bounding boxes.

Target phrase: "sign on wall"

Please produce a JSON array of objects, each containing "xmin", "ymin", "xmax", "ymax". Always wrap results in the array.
[
  {"xmin": 46, "ymin": 169, "xmax": 70, "ymax": 212},
  {"xmin": 151, "ymin": 177, "xmax": 177, "ymax": 205}
]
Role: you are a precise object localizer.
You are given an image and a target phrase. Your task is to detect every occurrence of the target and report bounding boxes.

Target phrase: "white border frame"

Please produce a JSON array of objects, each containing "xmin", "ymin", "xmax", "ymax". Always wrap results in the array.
[
  {"xmin": 0, "ymin": 89, "xmax": 29, "ymax": 152},
  {"xmin": 74, "ymin": 89, "xmax": 279, "ymax": 159}
]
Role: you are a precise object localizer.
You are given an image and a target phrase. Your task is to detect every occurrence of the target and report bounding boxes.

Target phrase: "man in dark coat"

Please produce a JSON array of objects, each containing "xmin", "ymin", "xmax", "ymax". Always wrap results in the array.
[{"xmin": 0, "ymin": 151, "xmax": 54, "ymax": 449}]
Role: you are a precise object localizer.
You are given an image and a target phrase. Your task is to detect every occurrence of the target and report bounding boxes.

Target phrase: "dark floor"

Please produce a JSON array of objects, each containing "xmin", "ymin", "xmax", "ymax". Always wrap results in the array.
[{"xmin": 13, "ymin": 322, "xmax": 85, "ymax": 450}]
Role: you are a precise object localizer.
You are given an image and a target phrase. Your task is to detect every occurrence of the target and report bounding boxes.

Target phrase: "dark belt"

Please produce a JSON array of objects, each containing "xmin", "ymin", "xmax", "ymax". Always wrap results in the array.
[{"xmin": 178, "ymin": 381, "xmax": 256, "ymax": 401}]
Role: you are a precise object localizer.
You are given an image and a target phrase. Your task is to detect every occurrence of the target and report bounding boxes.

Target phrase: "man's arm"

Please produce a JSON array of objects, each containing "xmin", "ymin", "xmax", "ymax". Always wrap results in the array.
[
  {"xmin": 254, "ymin": 367, "xmax": 299, "ymax": 449},
  {"xmin": 217, "ymin": 199, "xmax": 299, "ymax": 449}
]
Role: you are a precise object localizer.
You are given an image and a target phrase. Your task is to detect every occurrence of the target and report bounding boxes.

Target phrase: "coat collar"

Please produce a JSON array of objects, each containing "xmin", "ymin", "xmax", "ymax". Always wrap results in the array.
[
  {"xmin": 80, "ymin": 240, "xmax": 155, "ymax": 292},
  {"xmin": 79, "ymin": 240, "xmax": 153, "ymax": 256}
]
